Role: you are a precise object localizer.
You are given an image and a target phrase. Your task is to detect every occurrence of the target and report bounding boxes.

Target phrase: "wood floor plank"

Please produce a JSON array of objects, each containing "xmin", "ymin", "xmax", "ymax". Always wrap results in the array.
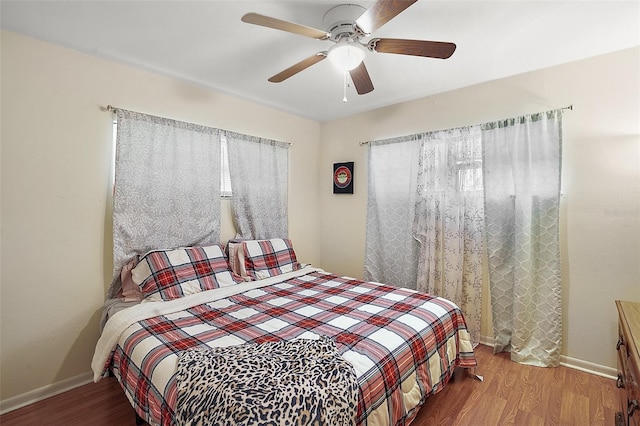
[
  {"xmin": 470, "ymin": 392, "xmax": 507, "ymax": 425},
  {"xmin": 497, "ymin": 394, "xmax": 520, "ymax": 425},
  {"xmin": 560, "ymin": 390, "xmax": 591, "ymax": 425},
  {"xmin": 513, "ymin": 409, "xmax": 545, "ymax": 426},
  {"xmin": 564, "ymin": 363, "xmax": 592, "ymax": 397},
  {"xmin": 517, "ymin": 366, "xmax": 549, "ymax": 418},
  {"xmin": 1, "ymin": 344, "xmax": 618, "ymax": 426},
  {"xmin": 544, "ymin": 385, "xmax": 565, "ymax": 425}
]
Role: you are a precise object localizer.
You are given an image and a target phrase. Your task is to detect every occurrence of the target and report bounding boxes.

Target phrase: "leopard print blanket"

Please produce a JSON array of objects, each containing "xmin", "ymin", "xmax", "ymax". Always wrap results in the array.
[{"xmin": 175, "ymin": 336, "xmax": 358, "ymax": 425}]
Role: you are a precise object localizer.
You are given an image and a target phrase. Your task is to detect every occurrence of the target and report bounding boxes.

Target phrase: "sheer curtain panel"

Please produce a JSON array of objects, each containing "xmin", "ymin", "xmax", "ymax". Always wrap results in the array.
[
  {"xmin": 482, "ymin": 110, "xmax": 563, "ymax": 367},
  {"xmin": 412, "ymin": 126, "xmax": 484, "ymax": 344},
  {"xmin": 111, "ymin": 109, "xmax": 222, "ymax": 294},
  {"xmin": 364, "ymin": 138, "xmax": 421, "ymax": 289},
  {"xmin": 225, "ymin": 132, "xmax": 289, "ymax": 239}
]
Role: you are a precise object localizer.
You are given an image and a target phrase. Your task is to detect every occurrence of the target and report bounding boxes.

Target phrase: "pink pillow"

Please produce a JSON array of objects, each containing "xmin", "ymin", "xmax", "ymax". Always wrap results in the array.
[
  {"xmin": 121, "ymin": 258, "xmax": 143, "ymax": 301},
  {"xmin": 226, "ymin": 239, "xmax": 245, "ymax": 276}
]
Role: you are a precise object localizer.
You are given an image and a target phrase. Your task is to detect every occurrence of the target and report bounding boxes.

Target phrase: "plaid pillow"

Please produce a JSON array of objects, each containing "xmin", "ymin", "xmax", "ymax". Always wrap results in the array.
[
  {"xmin": 241, "ymin": 238, "xmax": 300, "ymax": 280},
  {"xmin": 131, "ymin": 245, "xmax": 242, "ymax": 302}
]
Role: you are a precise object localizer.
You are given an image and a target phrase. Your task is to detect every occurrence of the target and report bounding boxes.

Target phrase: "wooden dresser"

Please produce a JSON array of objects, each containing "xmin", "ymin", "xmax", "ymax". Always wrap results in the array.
[{"xmin": 616, "ymin": 300, "xmax": 640, "ymax": 426}]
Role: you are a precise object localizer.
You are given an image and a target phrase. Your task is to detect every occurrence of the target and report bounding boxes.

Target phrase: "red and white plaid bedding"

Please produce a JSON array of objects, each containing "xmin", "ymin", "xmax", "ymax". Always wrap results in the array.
[{"xmin": 93, "ymin": 267, "xmax": 476, "ymax": 426}]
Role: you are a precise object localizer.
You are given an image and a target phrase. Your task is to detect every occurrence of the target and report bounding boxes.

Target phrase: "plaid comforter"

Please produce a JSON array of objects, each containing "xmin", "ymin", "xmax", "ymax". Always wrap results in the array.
[{"xmin": 94, "ymin": 267, "xmax": 476, "ymax": 426}]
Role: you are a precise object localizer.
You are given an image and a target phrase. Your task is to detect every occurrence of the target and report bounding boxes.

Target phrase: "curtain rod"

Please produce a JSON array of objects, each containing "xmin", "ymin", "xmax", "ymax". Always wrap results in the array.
[
  {"xmin": 104, "ymin": 105, "xmax": 292, "ymax": 146},
  {"xmin": 358, "ymin": 104, "xmax": 574, "ymax": 146}
]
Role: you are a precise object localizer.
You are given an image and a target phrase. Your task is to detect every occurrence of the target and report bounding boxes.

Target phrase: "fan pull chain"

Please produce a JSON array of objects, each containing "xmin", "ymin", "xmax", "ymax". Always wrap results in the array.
[{"xmin": 343, "ymin": 71, "xmax": 348, "ymax": 103}]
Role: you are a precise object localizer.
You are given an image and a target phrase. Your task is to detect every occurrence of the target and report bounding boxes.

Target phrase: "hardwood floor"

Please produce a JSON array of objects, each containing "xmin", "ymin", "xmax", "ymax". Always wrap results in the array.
[
  {"xmin": 413, "ymin": 345, "xmax": 618, "ymax": 425},
  {"xmin": 1, "ymin": 345, "xmax": 618, "ymax": 425}
]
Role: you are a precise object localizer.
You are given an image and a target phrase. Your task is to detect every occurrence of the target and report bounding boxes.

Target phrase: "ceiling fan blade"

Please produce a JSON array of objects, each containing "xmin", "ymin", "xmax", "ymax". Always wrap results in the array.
[
  {"xmin": 371, "ymin": 38, "xmax": 456, "ymax": 59},
  {"xmin": 349, "ymin": 62, "xmax": 374, "ymax": 95},
  {"xmin": 242, "ymin": 13, "xmax": 330, "ymax": 40},
  {"xmin": 355, "ymin": 0, "xmax": 418, "ymax": 35},
  {"xmin": 268, "ymin": 53, "xmax": 327, "ymax": 83}
]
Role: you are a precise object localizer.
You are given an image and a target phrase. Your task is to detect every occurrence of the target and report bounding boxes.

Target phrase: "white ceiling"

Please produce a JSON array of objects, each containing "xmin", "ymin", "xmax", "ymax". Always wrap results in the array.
[{"xmin": 2, "ymin": 0, "xmax": 639, "ymax": 122}]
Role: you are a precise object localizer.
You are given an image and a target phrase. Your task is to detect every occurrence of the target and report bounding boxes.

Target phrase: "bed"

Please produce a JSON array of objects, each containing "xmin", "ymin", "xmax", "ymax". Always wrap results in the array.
[{"xmin": 92, "ymin": 238, "xmax": 476, "ymax": 425}]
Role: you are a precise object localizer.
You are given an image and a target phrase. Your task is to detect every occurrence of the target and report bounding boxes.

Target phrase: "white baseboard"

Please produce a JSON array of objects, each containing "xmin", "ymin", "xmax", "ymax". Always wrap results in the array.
[
  {"xmin": 559, "ymin": 355, "xmax": 617, "ymax": 380},
  {"xmin": 0, "ymin": 371, "xmax": 93, "ymax": 415},
  {"xmin": 478, "ymin": 334, "xmax": 616, "ymax": 380}
]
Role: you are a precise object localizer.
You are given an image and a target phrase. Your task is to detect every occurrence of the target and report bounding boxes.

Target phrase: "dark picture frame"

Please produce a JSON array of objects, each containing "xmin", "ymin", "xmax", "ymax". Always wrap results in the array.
[{"xmin": 333, "ymin": 162, "xmax": 354, "ymax": 194}]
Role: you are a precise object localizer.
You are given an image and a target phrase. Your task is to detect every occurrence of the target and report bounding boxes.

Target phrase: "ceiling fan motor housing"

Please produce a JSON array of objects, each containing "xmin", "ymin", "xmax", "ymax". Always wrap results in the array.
[{"xmin": 323, "ymin": 4, "xmax": 366, "ymax": 42}]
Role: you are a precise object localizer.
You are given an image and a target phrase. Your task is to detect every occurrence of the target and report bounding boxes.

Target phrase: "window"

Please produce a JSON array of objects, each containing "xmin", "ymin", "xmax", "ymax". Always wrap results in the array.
[
  {"xmin": 456, "ymin": 159, "xmax": 483, "ymax": 192},
  {"xmin": 220, "ymin": 134, "xmax": 232, "ymax": 197},
  {"xmin": 112, "ymin": 120, "xmax": 117, "ymax": 189}
]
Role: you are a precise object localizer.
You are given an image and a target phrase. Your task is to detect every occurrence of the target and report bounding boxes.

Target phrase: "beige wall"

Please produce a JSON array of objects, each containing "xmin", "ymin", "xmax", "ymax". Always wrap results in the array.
[
  {"xmin": 0, "ymin": 30, "xmax": 321, "ymax": 401},
  {"xmin": 319, "ymin": 47, "xmax": 640, "ymax": 369},
  {"xmin": 1, "ymin": 28, "xmax": 638, "ymax": 406}
]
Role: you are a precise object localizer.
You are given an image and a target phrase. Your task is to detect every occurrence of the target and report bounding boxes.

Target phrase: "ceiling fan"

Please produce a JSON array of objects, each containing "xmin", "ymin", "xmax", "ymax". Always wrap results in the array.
[{"xmin": 241, "ymin": 0, "xmax": 456, "ymax": 97}]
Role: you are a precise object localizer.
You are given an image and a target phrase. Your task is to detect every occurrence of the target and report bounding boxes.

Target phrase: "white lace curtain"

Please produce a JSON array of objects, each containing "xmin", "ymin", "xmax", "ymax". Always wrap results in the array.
[
  {"xmin": 111, "ymin": 109, "xmax": 221, "ymax": 294},
  {"xmin": 225, "ymin": 132, "xmax": 289, "ymax": 239},
  {"xmin": 482, "ymin": 110, "xmax": 563, "ymax": 367},
  {"xmin": 412, "ymin": 127, "xmax": 484, "ymax": 345}
]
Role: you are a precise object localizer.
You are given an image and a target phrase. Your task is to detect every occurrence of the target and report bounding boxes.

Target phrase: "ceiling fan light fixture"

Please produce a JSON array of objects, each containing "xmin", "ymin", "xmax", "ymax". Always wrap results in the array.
[{"xmin": 327, "ymin": 40, "xmax": 366, "ymax": 71}]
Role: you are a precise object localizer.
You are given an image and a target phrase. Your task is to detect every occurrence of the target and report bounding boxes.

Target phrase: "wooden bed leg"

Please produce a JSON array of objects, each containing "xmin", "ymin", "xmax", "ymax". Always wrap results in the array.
[{"xmin": 135, "ymin": 413, "xmax": 145, "ymax": 426}]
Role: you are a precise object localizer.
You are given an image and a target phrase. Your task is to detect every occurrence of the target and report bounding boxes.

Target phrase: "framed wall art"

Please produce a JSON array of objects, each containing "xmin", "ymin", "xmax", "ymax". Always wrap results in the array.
[{"xmin": 333, "ymin": 162, "xmax": 354, "ymax": 194}]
